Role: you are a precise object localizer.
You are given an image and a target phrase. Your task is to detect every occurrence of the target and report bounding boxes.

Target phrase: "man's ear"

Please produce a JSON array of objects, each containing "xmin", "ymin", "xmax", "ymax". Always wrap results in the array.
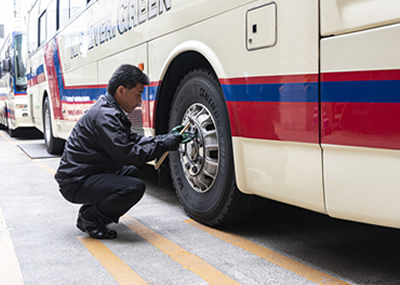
[{"xmin": 116, "ymin": 85, "xmax": 125, "ymax": 96}]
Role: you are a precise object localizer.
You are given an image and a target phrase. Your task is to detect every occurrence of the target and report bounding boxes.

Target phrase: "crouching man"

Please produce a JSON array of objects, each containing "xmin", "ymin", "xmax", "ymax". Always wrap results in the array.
[{"xmin": 55, "ymin": 64, "xmax": 183, "ymax": 239}]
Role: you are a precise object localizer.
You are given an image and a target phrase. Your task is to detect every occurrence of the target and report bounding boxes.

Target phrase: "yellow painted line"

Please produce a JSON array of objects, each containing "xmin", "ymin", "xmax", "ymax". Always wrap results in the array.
[
  {"xmin": 34, "ymin": 162, "xmax": 147, "ymax": 285},
  {"xmin": 0, "ymin": 131, "xmax": 16, "ymax": 145},
  {"xmin": 185, "ymin": 219, "xmax": 351, "ymax": 285},
  {"xmin": 0, "ymin": 130, "xmax": 55, "ymax": 176},
  {"xmin": 78, "ymin": 236, "xmax": 147, "ymax": 285},
  {"xmin": 121, "ymin": 215, "xmax": 239, "ymax": 285},
  {"xmin": 0, "ymin": 207, "xmax": 24, "ymax": 284},
  {"xmin": 32, "ymin": 159, "xmax": 56, "ymax": 176}
]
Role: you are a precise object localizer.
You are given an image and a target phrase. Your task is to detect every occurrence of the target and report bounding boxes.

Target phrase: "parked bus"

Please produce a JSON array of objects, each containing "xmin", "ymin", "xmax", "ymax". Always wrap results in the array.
[
  {"xmin": 0, "ymin": 31, "xmax": 31, "ymax": 136},
  {"xmin": 26, "ymin": 0, "xmax": 400, "ymax": 228}
]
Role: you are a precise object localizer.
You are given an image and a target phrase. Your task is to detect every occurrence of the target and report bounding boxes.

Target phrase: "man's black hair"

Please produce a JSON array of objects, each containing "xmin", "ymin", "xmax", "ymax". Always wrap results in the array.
[{"xmin": 107, "ymin": 64, "xmax": 150, "ymax": 96}]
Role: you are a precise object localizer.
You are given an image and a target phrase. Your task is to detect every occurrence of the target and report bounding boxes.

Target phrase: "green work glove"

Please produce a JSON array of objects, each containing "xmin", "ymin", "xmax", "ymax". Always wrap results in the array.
[
  {"xmin": 181, "ymin": 131, "xmax": 197, "ymax": 144},
  {"xmin": 168, "ymin": 124, "xmax": 185, "ymax": 135},
  {"xmin": 168, "ymin": 124, "xmax": 197, "ymax": 144}
]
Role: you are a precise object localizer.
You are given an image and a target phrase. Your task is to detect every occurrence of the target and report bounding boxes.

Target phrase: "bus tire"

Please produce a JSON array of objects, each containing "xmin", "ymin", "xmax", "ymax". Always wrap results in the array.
[
  {"xmin": 43, "ymin": 97, "xmax": 64, "ymax": 155},
  {"xmin": 169, "ymin": 69, "xmax": 258, "ymax": 226}
]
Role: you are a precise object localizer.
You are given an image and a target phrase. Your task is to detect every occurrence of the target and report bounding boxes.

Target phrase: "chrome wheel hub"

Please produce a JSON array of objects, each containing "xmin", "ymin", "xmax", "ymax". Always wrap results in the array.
[{"xmin": 179, "ymin": 103, "xmax": 219, "ymax": 194}]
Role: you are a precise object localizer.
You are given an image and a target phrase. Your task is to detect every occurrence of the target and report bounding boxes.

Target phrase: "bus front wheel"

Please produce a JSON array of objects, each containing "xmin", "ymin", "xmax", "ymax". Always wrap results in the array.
[
  {"xmin": 43, "ymin": 97, "xmax": 64, "ymax": 155},
  {"xmin": 168, "ymin": 69, "xmax": 258, "ymax": 226}
]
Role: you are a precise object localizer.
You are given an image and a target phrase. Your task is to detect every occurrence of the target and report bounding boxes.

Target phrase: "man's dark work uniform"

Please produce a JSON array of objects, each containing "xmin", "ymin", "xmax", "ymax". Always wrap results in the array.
[{"xmin": 55, "ymin": 65, "xmax": 182, "ymax": 239}]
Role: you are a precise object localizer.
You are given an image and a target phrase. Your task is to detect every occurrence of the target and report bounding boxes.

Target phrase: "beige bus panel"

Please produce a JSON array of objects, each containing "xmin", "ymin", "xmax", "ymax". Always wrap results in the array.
[
  {"xmin": 150, "ymin": 0, "xmax": 319, "ymax": 80},
  {"xmin": 321, "ymin": 23, "xmax": 400, "ymax": 228},
  {"xmin": 150, "ymin": 0, "xmax": 324, "ymax": 212},
  {"xmin": 321, "ymin": 0, "xmax": 400, "ymax": 36}
]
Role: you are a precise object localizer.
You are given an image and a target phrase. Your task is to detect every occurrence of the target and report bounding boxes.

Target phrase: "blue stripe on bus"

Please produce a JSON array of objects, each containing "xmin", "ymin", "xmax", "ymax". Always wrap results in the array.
[
  {"xmin": 27, "ymin": 65, "xmax": 45, "ymax": 81},
  {"xmin": 50, "ymin": 41, "xmax": 103, "ymax": 102},
  {"xmin": 146, "ymin": 86, "xmax": 158, "ymax": 101},
  {"xmin": 221, "ymin": 80, "xmax": 400, "ymax": 104},
  {"xmin": 221, "ymin": 82, "xmax": 319, "ymax": 102},
  {"xmin": 321, "ymin": 80, "xmax": 400, "ymax": 103}
]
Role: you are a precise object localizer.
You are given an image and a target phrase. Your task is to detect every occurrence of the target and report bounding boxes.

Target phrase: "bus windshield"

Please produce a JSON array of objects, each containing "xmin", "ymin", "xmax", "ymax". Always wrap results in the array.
[{"xmin": 14, "ymin": 34, "xmax": 27, "ymax": 90}]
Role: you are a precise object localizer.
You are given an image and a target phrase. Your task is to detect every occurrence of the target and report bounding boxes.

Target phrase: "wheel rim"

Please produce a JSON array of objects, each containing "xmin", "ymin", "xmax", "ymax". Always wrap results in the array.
[
  {"xmin": 179, "ymin": 103, "xmax": 219, "ymax": 194},
  {"xmin": 44, "ymin": 106, "xmax": 51, "ymax": 144}
]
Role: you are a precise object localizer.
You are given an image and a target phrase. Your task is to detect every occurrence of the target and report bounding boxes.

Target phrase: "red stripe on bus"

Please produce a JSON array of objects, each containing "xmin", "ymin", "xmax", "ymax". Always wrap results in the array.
[
  {"xmin": 28, "ymin": 73, "xmax": 46, "ymax": 87},
  {"xmin": 44, "ymin": 41, "xmax": 63, "ymax": 120},
  {"xmin": 149, "ymin": 81, "xmax": 161, "ymax": 87},
  {"xmin": 227, "ymin": 101, "xmax": 400, "ymax": 150},
  {"xmin": 321, "ymin": 102, "xmax": 400, "ymax": 150},
  {"xmin": 321, "ymin": 69, "xmax": 400, "ymax": 82},
  {"xmin": 64, "ymin": 85, "xmax": 101, "ymax": 90},
  {"xmin": 226, "ymin": 101, "xmax": 319, "ymax": 144}
]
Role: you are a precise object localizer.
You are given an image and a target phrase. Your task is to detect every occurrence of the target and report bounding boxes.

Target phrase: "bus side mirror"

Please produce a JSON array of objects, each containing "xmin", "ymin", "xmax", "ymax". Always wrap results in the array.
[{"xmin": 3, "ymin": 58, "xmax": 11, "ymax": 72}]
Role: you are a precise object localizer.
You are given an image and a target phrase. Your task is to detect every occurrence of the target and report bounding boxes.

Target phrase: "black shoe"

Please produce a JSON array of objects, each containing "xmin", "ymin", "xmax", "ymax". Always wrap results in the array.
[{"xmin": 76, "ymin": 214, "xmax": 117, "ymax": 239}]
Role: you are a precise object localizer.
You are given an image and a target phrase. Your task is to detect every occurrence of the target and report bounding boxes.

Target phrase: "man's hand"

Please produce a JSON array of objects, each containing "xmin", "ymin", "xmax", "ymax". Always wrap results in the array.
[
  {"xmin": 169, "ymin": 124, "xmax": 197, "ymax": 144},
  {"xmin": 181, "ymin": 131, "xmax": 197, "ymax": 143},
  {"xmin": 168, "ymin": 125, "xmax": 185, "ymax": 135},
  {"xmin": 163, "ymin": 134, "xmax": 183, "ymax": 150}
]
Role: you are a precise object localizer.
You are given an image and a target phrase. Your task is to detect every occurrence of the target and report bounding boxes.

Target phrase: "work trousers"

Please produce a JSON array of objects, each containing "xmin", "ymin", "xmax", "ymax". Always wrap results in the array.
[{"xmin": 60, "ymin": 165, "xmax": 145, "ymax": 223}]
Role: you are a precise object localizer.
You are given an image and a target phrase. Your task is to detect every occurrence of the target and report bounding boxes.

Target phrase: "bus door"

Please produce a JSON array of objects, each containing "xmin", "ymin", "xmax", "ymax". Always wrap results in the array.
[
  {"xmin": 223, "ymin": 0, "xmax": 325, "ymax": 213},
  {"xmin": 320, "ymin": 0, "xmax": 400, "ymax": 228}
]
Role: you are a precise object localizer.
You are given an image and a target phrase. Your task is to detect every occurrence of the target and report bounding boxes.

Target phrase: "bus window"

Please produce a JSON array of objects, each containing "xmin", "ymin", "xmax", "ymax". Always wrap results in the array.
[
  {"xmin": 60, "ymin": 0, "xmax": 87, "ymax": 29},
  {"xmin": 14, "ymin": 34, "xmax": 27, "ymax": 91},
  {"xmin": 38, "ymin": 0, "xmax": 57, "ymax": 46},
  {"xmin": 59, "ymin": 0, "xmax": 69, "ymax": 29},
  {"xmin": 70, "ymin": 0, "xmax": 86, "ymax": 19},
  {"xmin": 39, "ymin": 0, "xmax": 52, "ymax": 14},
  {"xmin": 47, "ymin": 0, "xmax": 57, "ymax": 36},
  {"xmin": 27, "ymin": 1, "xmax": 39, "ymax": 54},
  {"xmin": 39, "ymin": 11, "xmax": 47, "ymax": 45}
]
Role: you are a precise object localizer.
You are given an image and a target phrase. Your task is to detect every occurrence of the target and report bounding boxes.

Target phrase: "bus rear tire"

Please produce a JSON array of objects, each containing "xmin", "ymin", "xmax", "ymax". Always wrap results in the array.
[
  {"xmin": 168, "ymin": 69, "xmax": 258, "ymax": 226},
  {"xmin": 43, "ymin": 97, "xmax": 64, "ymax": 155}
]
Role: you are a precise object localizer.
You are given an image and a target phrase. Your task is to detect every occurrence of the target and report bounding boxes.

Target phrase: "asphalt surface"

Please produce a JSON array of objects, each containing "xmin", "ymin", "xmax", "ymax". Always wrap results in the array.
[{"xmin": 1, "ymin": 129, "xmax": 400, "ymax": 285}]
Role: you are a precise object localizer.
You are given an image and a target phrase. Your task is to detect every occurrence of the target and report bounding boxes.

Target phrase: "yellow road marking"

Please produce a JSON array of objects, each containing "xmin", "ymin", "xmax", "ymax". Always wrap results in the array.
[
  {"xmin": 0, "ymin": 131, "xmax": 16, "ymax": 145},
  {"xmin": 121, "ymin": 215, "xmax": 240, "ymax": 285},
  {"xmin": 78, "ymin": 236, "xmax": 147, "ymax": 285},
  {"xmin": 0, "ymin": 130, "xmax": 55, "ymax": 176},
  {"xmin": 32, "ymin": 159, "xmax": 56, "ymax": 176},
  {"xmin": 185, "ymin": 219, "xmax": 351, "ymax": 285},
  {"xmin": 5, "ymin": 130, "xmax": 348, "ymax": 285},
  {"xmin": 24, "ymin": 147, "xmax": 147, "ymax": 285}
]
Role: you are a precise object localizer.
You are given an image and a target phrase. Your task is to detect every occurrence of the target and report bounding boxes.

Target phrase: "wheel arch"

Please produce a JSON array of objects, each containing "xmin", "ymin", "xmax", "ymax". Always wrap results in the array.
[{"xmin": 155, "ymin": 43, "xmax": 228, "ymax": 135}]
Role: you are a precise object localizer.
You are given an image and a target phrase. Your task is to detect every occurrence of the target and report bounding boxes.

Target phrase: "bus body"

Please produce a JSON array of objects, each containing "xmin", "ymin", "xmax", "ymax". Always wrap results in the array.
[
  {"xmin": 0, "ymin": 31, "xmax": 30, "ymax": 136},
  {"xmin": 27, "ymin": 0, "xmax": 400, "ymax": 228}
]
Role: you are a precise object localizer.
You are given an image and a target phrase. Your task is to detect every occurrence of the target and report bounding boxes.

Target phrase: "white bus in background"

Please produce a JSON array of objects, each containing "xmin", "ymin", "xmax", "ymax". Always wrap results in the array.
[
  {"xmin": 26, "ymin": 0, "xmax": 400, "ymax": 229},
  {"xmin": 0, "ymin": 31, "xmax": 31, "ymax": 136}
]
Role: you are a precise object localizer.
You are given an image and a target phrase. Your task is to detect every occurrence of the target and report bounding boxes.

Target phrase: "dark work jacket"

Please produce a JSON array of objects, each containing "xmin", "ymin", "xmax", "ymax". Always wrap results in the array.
[{"xmin": 55, "ymin": 92, "xmax": 167, "ymax": 187}]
